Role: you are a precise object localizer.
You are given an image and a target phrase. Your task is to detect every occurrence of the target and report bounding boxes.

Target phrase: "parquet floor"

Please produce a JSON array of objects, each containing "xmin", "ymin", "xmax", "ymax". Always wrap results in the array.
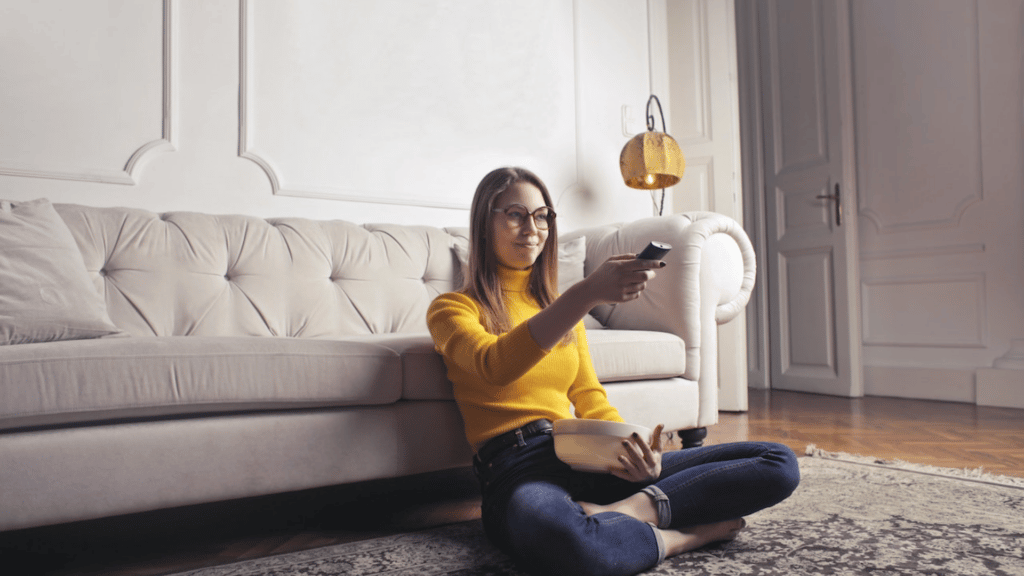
[
  {"xmin": 2, "ymin": 390, "xmax": 1022, "ymax": 576},
  {"xmin": 713, "ymin": 389, "xmax": 1024, "ymax": 477}
]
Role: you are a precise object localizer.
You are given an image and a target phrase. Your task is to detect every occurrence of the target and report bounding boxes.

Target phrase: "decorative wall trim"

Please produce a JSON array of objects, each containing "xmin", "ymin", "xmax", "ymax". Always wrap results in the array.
[
  {"xmin": 863, "ymin": 366, "xmax": 975, "ymax": 403},
  {"xmin": 238, "ymin": 0, "xmax": 581, "ymax": 209},
  {"xmin": 992, "ymin": 339, "xmax": 1024, "ymax": 370},
  {"xmin": 0, "ymin": 0, "xmax": 177, "ymax": 185},
  {"xmin": 126, "ymin": 0, "xmax": 179, "ymax": 178},
  {"xmin": 674, "ymin": 155, "xmax": 714, "ymax": 212},
  {"xmin": 857, "ymin": 0, "xmax": 983, "ymax": 234},
  {"xmin": 977, "ymin": 364, "xmax": 1024, "ymax": 408},
  {"xmin": 572, "ymin": 0, "xmax": 585, "ymax": 204},
  {"xmin": 237, "ymin": 0, "xmax": 277, "ymax": 197},
  {"xmin": 861, "ymin": 273, "xmax": 987, "ymax": 349},
  {"xmin": 860, "ymin": 242, "xmax": 986, "ymax": 261},
  {"xmin": 0, "ymin": 162, "xmax": 135, "ymax": 185},
  {"xmin": 674, "ymin": 0, "xmax": 712, "ymax": 145},
  {"xmin": 859, "ymin": 186, "xmax": 984, "ymax": 234}
]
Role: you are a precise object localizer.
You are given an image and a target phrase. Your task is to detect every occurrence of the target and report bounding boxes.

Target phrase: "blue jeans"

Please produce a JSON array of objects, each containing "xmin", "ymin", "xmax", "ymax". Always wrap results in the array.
[{"xmin": 472, "ymin": 429, "xmax": 799, "ymax": 576}]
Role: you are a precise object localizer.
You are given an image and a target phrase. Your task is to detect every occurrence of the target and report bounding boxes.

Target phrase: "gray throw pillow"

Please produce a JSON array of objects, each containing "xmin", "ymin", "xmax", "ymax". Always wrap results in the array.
[{"xmin": 0, "ymin": 198, "xmax": 122, "ymax": 345}]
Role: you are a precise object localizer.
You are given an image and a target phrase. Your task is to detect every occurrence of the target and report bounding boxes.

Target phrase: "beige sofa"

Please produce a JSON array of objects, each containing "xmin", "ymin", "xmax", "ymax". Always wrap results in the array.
[{"xmin": 0, "ymin": 200, "xmax": 754, "ymax": 532}]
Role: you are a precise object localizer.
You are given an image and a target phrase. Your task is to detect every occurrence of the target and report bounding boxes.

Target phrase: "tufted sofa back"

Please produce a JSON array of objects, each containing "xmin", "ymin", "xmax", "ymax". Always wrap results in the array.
[{"xmin": 54, "ymin": 204, "xmax": 467, "ymax": 338}]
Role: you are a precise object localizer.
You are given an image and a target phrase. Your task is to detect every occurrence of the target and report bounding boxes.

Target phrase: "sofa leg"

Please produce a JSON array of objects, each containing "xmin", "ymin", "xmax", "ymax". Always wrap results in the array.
[{"xmin": 679, "ymin": 427, "xmax": 708, "ymax": 448}]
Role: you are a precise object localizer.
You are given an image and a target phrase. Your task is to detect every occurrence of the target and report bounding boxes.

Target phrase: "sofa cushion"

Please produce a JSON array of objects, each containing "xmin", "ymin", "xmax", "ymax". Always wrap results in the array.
[
  {"xmin": 603, "ymin": 377, "xmax": 699, "ymax": 432},
  {"xmin": 0, "ymin": 199, "xmax": 122, "ymax": 345},
  {"xmin": 586, "ymin": 329, "xmax": 686, "ymax": 383},
  {"xmin": 53, "ymin": 204, "xmax": 464, "ymax": 338},
  {"xmin": 0, "ymin": 336, "xmax": 402, "ymax": 431},
  {"xmin": 347, "ymin": 333, "xmax": 450, "ymax": 401},
  {"xmin": 352, "ymin": 329, "xmax": 687, "ymax": 403}
]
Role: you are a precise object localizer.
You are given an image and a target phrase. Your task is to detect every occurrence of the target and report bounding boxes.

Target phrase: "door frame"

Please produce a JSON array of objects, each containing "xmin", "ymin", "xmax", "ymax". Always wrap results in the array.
[
  {"xmin": 735, "ymin": 0, "xmax": 863, "ymax": 394},
  {"xmin": 736, "ymin": 0, "xmax": 770, "ymax": 389}
]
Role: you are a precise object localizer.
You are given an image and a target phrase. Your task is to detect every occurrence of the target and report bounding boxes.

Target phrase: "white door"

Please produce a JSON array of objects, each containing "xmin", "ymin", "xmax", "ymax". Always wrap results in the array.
[{"xmin": 757, "ymin": 0, "xmax": 863, "ymax": 396}]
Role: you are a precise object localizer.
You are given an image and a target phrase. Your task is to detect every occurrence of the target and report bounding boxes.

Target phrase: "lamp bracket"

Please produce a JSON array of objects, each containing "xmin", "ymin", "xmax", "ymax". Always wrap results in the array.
[
  {"xmin": 646, "ymin": 94, "xmax": 669, "ymax": 216},
  {"xmin": 645, "ymin": 94, "xmax": 667, "ymax": 133}
]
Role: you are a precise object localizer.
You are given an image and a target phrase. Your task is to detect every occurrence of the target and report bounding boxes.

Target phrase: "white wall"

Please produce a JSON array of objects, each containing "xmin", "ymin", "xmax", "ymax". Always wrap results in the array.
[{"xmin": 0, "ymin": 0, "xmax": 657, "ymax": 233}]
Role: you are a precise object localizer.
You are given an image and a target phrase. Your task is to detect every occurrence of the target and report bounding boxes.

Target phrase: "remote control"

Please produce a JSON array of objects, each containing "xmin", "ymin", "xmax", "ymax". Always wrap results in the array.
[{"xmin": 636, "ymin": 241, "xmax": 672, "ymax": 261}]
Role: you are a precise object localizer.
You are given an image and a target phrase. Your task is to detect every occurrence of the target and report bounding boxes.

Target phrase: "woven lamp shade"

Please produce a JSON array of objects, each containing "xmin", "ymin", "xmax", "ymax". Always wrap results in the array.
[{"xmin": 619, "ymin": 131, "xmax": 686, "ymax": 189}]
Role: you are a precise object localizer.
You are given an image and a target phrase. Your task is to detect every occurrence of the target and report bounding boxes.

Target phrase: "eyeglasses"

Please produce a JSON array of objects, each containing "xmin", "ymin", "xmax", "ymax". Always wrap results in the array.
[{"xmin": 492, "ymin": 204, "xmax": 556, "ymax": 230}]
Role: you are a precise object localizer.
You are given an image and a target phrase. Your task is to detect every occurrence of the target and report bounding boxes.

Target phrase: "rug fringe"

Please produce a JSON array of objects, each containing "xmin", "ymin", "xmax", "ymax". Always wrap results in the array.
[{"xmin": 803, "ymin": 444, "xmax": 1024, "ymax": 488}]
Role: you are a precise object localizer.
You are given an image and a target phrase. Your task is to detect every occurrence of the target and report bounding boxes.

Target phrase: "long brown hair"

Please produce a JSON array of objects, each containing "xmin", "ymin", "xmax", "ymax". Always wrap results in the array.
[{"xmin": 462, "ymin": 167, "xmax": 560, "ymax": 337}]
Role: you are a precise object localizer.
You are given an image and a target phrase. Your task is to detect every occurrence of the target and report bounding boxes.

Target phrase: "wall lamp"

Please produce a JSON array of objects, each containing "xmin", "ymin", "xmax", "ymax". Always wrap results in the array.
[{"xmin": 619, "ymin": 94, "xmax": 685, "ymax": 216}]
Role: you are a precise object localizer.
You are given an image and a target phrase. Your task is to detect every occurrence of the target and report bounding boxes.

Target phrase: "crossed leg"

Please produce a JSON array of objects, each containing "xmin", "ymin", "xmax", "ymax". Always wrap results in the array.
[
  {"xmin": 578, "ymin": 496, "xmax": 745, "ymax": 556},
  {"xmin": 578, "ymin": 441, "xmax": 800, "ymax": 557}
]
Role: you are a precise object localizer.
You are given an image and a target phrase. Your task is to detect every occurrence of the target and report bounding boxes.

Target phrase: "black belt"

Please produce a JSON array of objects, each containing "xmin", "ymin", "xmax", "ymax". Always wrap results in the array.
[{"xmin": 476, "ymin": 419, "xmax": 553, "ymax": 463}]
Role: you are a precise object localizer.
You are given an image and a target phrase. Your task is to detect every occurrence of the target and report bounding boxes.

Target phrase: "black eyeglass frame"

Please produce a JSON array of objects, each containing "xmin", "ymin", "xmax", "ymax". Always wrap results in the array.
[{"xmin": 491, "ymin": 203, "xmax": 557, "ymax": 230}]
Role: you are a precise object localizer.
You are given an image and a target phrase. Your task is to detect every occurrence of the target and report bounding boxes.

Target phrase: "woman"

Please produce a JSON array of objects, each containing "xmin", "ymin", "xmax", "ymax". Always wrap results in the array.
[{"xmin": 427, "ymin": 167, "xmax": 799, "ymax": 576}]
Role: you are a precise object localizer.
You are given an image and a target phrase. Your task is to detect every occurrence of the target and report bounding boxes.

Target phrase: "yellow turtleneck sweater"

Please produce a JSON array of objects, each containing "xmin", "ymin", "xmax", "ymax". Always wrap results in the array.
[{"xmin": 426, "ymin": 265, "xmax": 623, "ymax": 451}]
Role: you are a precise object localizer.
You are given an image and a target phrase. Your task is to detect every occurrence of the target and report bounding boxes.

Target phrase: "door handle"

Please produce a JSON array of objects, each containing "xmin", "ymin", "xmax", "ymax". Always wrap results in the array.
[{"xmin": 816, "ymin": 183, "xmax": 842, "ymax": 227}]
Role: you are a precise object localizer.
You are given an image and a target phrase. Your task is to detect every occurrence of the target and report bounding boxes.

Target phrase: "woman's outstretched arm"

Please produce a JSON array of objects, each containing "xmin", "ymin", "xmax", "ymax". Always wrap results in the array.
[{"xmin": 526, "ymin": 255, "xmax": 665, "ymax": 350}]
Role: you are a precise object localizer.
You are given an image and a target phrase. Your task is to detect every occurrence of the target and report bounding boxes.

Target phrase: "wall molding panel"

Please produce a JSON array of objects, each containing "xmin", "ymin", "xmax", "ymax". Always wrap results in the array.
[
  {"xmin": 0, "ymin": 0, "xmax": 177, "ymax": 186},
  {"xmin": 673, "ymin": 155, "xmax": 714, "ymax": 212},
  {"xmin": 859, "ymin": 183, "xmax": 983, "ymax": 234},
  {"xmin": 860, "ymin": 243, "xmax": 986, "ymax": 262},
  {"xmin": 125, "ymin": 0, "xmax": 179, "ymax": 182},
  {"xmin": 864, "ymin": 366, "xmax": 975, "ymax": 403},
  {"xmin": 854, "ymin": 0, "xmax": 983, "ymax": 234},
  {"xmin": 669, "ymin": 0, "xmax": 712, "ymax": 145},
  {"xmin": 0, "ymin": 1, "xmax": 663, "ymax": 231},
  {"xmin": 238, "ymin": 0, "xmax": 580, "ymax": 209},
  {"xmin": 861, "ymin": 274, "xmax": 987, "ymax": 349},
  {"xmin": 237, "ymin": 0, "xmax": 278, "ymax": 198}
]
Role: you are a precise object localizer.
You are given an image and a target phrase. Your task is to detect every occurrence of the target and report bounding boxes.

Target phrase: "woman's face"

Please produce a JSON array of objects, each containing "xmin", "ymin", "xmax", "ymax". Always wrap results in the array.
[{"xmin": 489, "ymin": 182, "xmax": 550, "ymax": 270}]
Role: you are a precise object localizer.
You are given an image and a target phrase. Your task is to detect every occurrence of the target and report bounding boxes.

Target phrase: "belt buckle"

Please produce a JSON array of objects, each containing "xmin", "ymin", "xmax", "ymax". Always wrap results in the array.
[{"xmin": 515, "ymin": 428, "xmax": 526, "ymax": 447}]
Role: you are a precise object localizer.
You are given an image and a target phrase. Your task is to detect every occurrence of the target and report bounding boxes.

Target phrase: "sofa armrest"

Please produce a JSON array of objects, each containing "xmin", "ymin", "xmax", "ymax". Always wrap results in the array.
[{"xmin": 563, "ymin": 212, "xmax": 756, "ymax": 426}]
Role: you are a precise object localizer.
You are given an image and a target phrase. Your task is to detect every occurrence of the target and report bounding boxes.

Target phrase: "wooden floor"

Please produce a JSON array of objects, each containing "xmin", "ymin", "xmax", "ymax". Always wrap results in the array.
[
  {"xmin": 716, "ymin": 389, "xmax": 1024, "ymax": 477},
  {"xmin": 2, "ymin": 390, "xmax": 1022, "ymax": 576}
]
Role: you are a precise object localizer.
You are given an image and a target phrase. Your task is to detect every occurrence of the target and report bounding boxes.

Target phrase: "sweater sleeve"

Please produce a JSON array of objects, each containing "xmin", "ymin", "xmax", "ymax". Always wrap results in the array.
[
  {"xmin": 427, "ymin": 292, "xmax": 549, "ymax": 387},
  {"xmin": 567, "ymin": 323, "xmax": 625, "ymax": 423}
]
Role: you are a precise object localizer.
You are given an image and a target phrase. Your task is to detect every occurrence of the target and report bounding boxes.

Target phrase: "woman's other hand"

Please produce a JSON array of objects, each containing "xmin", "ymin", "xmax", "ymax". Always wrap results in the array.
[
  {"xmin": 611, "ymin": 424, "xmax": 665, "ymax": 483},
  {"xmin": 581, "ymin": 255, "xmax": 664, "ymax": 306}
]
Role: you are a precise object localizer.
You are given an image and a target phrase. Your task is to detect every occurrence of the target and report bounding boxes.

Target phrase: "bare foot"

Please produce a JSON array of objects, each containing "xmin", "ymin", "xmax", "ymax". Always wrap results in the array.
[
  {"xmin": 659, "ymin": 518, "xmax": 746, "ymax": 557},
  {"xmin": 579, "ymin": 498, "xmax": 746, "ymax": 556},
  {"xmin": 577, "ymin": 492, "xmax": 658, "ymax": 525}
]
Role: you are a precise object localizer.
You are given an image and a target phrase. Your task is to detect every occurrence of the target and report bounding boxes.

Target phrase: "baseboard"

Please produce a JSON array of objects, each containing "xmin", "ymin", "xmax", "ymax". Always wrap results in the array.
[
  {"xmin": 976, "ymin": 368, "xmax": 1024, "ymax": 409},
  {"xmin": 863, "ymin": 366, "xmax": 974, "ymax": 403},
  {"xmin": 751, "ymin": 365, "xmax": 1022, "ymax": 409}
]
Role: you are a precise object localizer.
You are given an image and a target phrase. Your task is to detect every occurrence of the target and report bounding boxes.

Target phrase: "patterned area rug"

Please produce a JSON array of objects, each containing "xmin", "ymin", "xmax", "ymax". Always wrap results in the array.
[{"xmin": 172, "ymin": 451, "xmax": 1024, "ymax": 576}]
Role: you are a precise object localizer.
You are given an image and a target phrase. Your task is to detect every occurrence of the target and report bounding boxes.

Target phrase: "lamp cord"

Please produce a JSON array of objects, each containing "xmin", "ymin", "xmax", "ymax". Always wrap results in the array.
[{"xmin": 650, "ymin": 189, "xmax": 666, "ymax": 216}]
